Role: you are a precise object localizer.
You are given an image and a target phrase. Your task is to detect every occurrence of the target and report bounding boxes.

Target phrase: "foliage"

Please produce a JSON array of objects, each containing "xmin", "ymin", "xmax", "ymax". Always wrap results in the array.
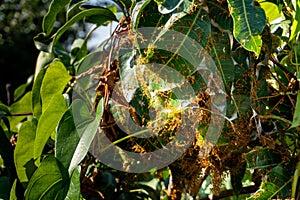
[{"xmin": 0, "ymin": 0, "xmax": 300, "ymax": 199}]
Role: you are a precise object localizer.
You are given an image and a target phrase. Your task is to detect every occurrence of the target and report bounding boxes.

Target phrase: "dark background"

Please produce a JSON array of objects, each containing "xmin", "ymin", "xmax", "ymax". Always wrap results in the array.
[{"xmin": 0, "ymin": 0, "xmax": 49, "ymax": 104}]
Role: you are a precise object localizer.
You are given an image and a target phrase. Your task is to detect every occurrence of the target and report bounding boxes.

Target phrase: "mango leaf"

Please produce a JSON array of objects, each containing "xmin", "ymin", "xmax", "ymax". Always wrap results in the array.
[
  {"xmin": 52, "ymin": 8, "xmax": 117, "ymax": 50},
  {"xmin": 248, "ymin": 164, "xmax": 292, "ymax": 199},
  {"xmin": 131, "ymin": 0, "xmax": 151, "ymax": 29},
  {"xmin": 33, "ymin": 61, "xmax": 71, "ymax": 161},
  {"xmin": 14, "ymin": 120, "xmax": 37, "ymax": 184},
  {"xmin": 291, "ymin": 91, "xmax": 300, "ymax": 128},
  {"xmin": 258, "ymin": 1, "xmax": 281, "ymax": 24},
  {"xmin": 32, "ymin": 67, "xmax": 47, "ymax": 120},
  {"xmin": 289, "ymin": 0, "xmax": 300, "ymax": 42},
  {"xmin": 208, "ymin": 27, "xmax": 235, "ymax": 89},
  {"xmin": 43, "ymin": 0, "xmax": 71, "ymax": 35},
  {"xmin": 245, "ymin": 147, "xmax": 281, "ymax": 169},
  {"xmin": 133, "ymin": 0, "xmax": 170, "ymax": 28},
  {"xmin": 68, "ymin": 98, "xmax": 103, "ymax": 174},
  {"xmin": 55, "ymin": 107, "xmax": 80, "ymax": 170},
  {"xmin": 170, "ymin": 9, "xmax": 211, "ymax": 49},
  {"xmin": 64, "ymin": 166, "xmax": 81, "ymax": 200},
  {"xmin": 9, "ymin": 91, "xmax": 32, "ymax": 132},
  {"xmin": 208, "ymin": 0, "xmax": 233, "ymax": 32},
  {"xmin": 157, "ymin": 0, "xmax": 185, "ymax": 14},
  {"xmin": 25, "ymin": 155, "xmax": 69, "ymax": 200},
  {"xmin": 227, "ymin": 0, "xmax": 266, "ymax": 56}
]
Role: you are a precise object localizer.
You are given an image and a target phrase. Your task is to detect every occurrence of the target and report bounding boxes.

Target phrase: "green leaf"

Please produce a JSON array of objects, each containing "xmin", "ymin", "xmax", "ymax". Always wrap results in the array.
[
  {"xmin": 258, "ymin": 1, "xmax": 281, "ymax": 24},
  {"xmin": 9, "ymin": 92, "xmax": 32, "ymax": 132},
  {"xmin": 208, "ymin": 0, "xmax": 233, "ymax": 32},
  {"xmin": 14, "ymin": 83, "xmax": 30, "ymax": 102},
  {"xmin": 291, "ymin": 91, "xmax": 300, "ymax": 128},
  {"xmin": 9, "ymin": 179, "xmax": 18, "ymax": 200},
  {"xmin": 208, "ymin": 27, "xmax": 235, "ymax": 89},
  {"xmin": 248, "ymin": 164, "xmax": 292, "ymax": 199},
  {"xmin": 68, "ymin": 98, "xmax": 103, "ymax": 174},
  {"xmin": 245, "ymin": 147, "xmax": 281, "ymax": 169},
  {"xmin": 33, "ymin": 61, "xmax": 71, "ymax": 160},
  {"xmin": 290, "ymin": 0, "xmax": 300, "ymax": 41},
  {"xmin": 14, "ymin": 121, "xmax": 37, "ymax": 184},
  {"xmin": 34, "ymin": 94, "xmax": 67, "ymax": 161},
  {"xmin": 70, "ymin": 38, "xmax": 87, "ymax": 61},
  {"xmin": 52, "ymin": 8, "xmax": 117, "ymax": 50},
  {"xmin": 43, "ymin": 0, "xmax": 71, "ymax": 35},
  {"xmin": 227, "ymin": 0, "xmax": 266, "ymax": 56},
  {"xmin": 64, "ymin": 166, "xmax": 81, "ymax": 200},
  {"xmin": 157, "ymin": 0, "xmax": 184, "ymax": 14},
  {"xmin": 25, "ymin": 155, "xmax": 69, "ymax": 200},
  {"xmin": 32, "ymin": 67, "xmax": 47, "ymax": 120},
  {"xmin": 55, "ymin": 108, "xmax": 80, "ymax": 170},
  {"xmin": 170, "ymin": 9, "xmax": 211, "ymax": 47},
  {"xmin": 131, "ymin": 0, "xmax": 151, "ymax": 29},
  {"xmin": 40, "ymin": 61, "xmax": 71, "ymax": 110},
  {"xmin": 34, "ymin": 51, "xmax": 54, "ymax": 80}
]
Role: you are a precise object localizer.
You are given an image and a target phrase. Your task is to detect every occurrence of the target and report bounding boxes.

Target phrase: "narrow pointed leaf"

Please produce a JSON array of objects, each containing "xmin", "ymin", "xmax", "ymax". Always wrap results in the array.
[
  {"xmin": 227, "ymin": 0, "xmax": 266, "ymax": 56},
  {"xmin": 52, "ymin": 8, "xmax": 117, "ymax": 50},
  {"xmin": 43, "ymin": 0, "xmax": 71, "ymax": 35}
]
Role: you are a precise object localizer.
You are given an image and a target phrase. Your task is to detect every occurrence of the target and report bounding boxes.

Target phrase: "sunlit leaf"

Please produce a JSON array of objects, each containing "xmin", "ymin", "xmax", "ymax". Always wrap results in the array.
[
  {"xmin": 33, "ymin": 61, "xmax": 71, "ymax": 161},
  {"xmin": 25, "ymin": 155, "xmax": 69, "ymax": 200},
  {"xmin": 14, "ymin": 120, "xmax": 37, "ymax": 184},
  {"xmin": 227, "ymin": 0, "xmax": 266, "ymax": 56},
  {"xmin": 258, "ymin": 1, "xmax": 281, "ymax": 23},
  {"xmin": 9, "ymin": 179, "xmax": 18, "ymax": 200},
  {"xmin": 9, "ymin": 92, "xmax": 32, "ymax": 132},
  {"xmin": 290, "ymin": 0, "xmax": 300, "ymax": 41},
  {"xmin": 40, "ymin": 61, "xmax": 71, "ymax": 111}
]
